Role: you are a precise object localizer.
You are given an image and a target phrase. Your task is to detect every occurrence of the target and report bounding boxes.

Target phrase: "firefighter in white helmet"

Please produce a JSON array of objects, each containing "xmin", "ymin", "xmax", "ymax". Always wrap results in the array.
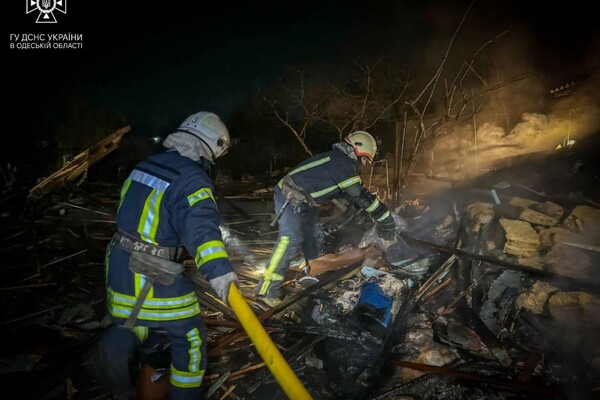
[
  {"xmin": 256, "ymin": 130, "xmax": 399, "ymax": 306},
  {"xmin": 95, "ymin": 111, "xmax": 238, "ymax": 399}
]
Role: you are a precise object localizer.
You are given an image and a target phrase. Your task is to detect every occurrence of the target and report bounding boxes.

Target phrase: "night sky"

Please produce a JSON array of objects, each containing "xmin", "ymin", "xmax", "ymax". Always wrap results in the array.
[{"xmin": 3, "ymin": 0, "xmax": 599, "ymax": 171}]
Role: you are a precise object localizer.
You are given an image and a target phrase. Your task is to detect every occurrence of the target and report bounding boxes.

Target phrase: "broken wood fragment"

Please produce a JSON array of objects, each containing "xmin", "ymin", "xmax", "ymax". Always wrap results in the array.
[
  {"xmin": 416, "ymin": 254, "xmax": 458, "ymax": 301},
  {"xmin": 28, "ymin": 125, "xmax": 131, "ymax": 199},
  {"xmin": 40, "ymin": 249, "xmax": 88, "ymax": 269},
  {"xmin": 390, "ymin": 359, "xmax": 558, "ymax": 397}
]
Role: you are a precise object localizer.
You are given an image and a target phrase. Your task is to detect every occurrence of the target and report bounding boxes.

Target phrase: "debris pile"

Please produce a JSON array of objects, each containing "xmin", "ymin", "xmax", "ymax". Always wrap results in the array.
[{"xmin": 0, "ymin": 131, "xmax": 599, "ymax": 400}]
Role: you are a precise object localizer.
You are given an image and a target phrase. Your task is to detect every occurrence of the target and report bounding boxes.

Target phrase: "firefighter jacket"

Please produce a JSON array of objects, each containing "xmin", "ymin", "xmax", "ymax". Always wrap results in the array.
[
  {"xmin": 106, "ymin": 150, "xmax": 233, "ymax": 324},
  {"xmin": 279, "ymin": 146, "xmax": 392, "ymax": 224}
]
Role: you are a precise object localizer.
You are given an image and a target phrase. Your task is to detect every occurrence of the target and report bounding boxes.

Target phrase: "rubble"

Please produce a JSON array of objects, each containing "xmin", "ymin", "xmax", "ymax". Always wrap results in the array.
[{"xmin": 0, "ymin": 132, "xmax": 599, "ymax": 400}]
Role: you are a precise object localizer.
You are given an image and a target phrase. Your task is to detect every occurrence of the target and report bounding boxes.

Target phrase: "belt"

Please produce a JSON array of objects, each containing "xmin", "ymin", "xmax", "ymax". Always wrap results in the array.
[{"xmin": 111, "ymin": 230, "xmax": 179, "ymax": 261}]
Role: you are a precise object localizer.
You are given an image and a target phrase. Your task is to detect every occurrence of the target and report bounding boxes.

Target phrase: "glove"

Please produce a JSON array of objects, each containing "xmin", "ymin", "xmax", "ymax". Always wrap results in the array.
[
  {"xmin": 377, "ymin": 213, "xmax": 397, "ymax": 241},
  {"xmin": 209, "ymin": 271, "xmax": 239, "ymax": 303}
]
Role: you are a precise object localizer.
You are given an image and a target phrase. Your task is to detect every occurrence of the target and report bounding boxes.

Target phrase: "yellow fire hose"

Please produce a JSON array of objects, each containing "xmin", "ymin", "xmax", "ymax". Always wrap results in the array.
[{"xmin": 227, "ymin": 282, "xmax": 313, "ymax": 400}]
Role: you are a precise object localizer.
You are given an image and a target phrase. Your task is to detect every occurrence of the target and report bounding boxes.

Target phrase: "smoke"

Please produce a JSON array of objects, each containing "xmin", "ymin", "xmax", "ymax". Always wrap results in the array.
[
  {"xmin": 220, "ymin": 226, "xmax": 261, "ymax": 267},
  {"xmin": 405, "ymin": 1, "xmax": 600, "ymax": 181}
]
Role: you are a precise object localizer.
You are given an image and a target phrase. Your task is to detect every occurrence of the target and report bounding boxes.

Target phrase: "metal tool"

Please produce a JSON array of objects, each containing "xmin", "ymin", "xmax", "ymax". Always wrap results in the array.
[
  {"xmin": 124, "ymin": 252, "xmax": 183, "ymax": 329},
  {"xmin": 270, "ymin": 196, "xmax": 291, "ymax": 228}
]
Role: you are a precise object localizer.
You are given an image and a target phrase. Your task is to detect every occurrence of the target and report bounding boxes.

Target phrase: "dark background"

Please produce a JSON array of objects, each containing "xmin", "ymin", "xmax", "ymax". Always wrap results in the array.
[{"xmin": 3, "ymin": 0, "xmax": 599, "ymax": 181}]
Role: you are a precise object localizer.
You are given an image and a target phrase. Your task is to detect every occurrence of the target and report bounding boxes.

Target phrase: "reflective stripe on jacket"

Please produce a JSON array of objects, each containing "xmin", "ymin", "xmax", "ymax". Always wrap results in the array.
[
  {"xmin": 281, "ymin": 147, "xmax": 390, "ymax": 220},
  {"xmin": 107, "ymin": 151, "xmax": 233, "ymax": 323}
]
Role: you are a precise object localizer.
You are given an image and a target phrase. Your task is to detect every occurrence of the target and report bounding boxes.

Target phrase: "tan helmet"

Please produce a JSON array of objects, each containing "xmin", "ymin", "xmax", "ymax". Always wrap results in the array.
[{"xmin": 345, "ymin": 131, "xmax": 378, "ymax": 161}]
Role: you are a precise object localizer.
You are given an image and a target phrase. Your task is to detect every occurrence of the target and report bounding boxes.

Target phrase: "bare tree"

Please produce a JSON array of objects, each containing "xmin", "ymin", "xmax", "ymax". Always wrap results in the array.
[
  {"xmin": 262, "ymin": 61, "xmax": 408, "ymax": 155},
  {"xmin": 321, "ymin": 60, "xmax": 408, "ymax": 141},
  {"xmin": 396, "ymin": 0, "xmax": 536, "ymax": 200},
  {"xmin": 262, "ymin": 0, "xmax": 537, "ymax": 204},
  {"xmin": 260, "ymin": 70, "xmax": 328, "ymax": 156}
]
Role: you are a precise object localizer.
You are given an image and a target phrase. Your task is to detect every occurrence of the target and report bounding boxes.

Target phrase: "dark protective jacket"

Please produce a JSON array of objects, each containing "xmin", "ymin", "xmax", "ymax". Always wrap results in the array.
[
  {"xmin": 280, "ymin": 146, "xmax": 392, "ymax": 224},
  {"xmin": 106, "ymin": 150, "xmax": 233, "ymax": 323}
]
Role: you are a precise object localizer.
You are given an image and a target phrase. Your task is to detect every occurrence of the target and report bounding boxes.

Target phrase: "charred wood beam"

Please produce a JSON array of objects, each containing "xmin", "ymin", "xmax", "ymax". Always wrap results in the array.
[
  {"xmin": 400, "ymin": 233, "xmax": 600, "ymax": 293},
  {"xmin": 204, "ymin": 362, "xmax": 266, "ymax": 383},
  {"xmin": 454, "ymin": 303, "xmax": 512, "ymax": 367},
  {"xmin": 416, "ymin": 254, "xmax": 458, "ymax": 301},
  {"xmin": 0, "ymin": 282, "xmax": 58, "ymax": 292},
  {"xmin": 390, "ymin": 359, "xmax": 559, "ymax": 397},
  {"xmin": 401, "ymin": 233, "xmax": 547, "ymax": 276},
  {"xmin": 263, "ymin": 321, "xmax": 359, "ymax": 341},
  {"xmin": 243, "ymin": 334, "xmax": 326, "ymax": 395},
  {"xmin": 561, "ymin": 241, "xmax": 600, "ymax": 253},
  {"xmin": 27, "ymin": 125, "xmax": 131, "ymax": 200},
  {"xmin": 40, "ymin": 249, "xmax": 88, "ymax": 269},
  {"xmin": 0, "ymin": 237, "xmax": 50, "ymax": 253},
  {"xmin": 368, "ymin": 373, "xmax": 438, "ymax": 399},
  {"xmin": 196, "ymin": 293, "xmax": 237, "ymax": 321},
  {"xmin": 205, "ymin": 371, "xmax": 231, "ymax": 398},
  {"xmin": 41, "ymin": 215, "xmax": 116, "ymax": 224},
  {"xmin": 0, "ymin": 304, "xmax": 66, "ymax": 327},
  {"xmin": 420, "ymin": 276, "xmax": 452, "ymax": 303},
  {"xmin": 1, "ymin": 230, "xmax": 28, "ymax": 241},
  {"xmin": 437, "ymin": 272, "xmax": 489, "ymax": 316},
  {"xmin": 45, "ymin": 199, "xmax": 113, "ymax": 217}
]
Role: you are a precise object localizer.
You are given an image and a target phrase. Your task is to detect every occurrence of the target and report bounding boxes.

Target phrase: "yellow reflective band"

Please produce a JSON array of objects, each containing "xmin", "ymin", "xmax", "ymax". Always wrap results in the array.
[
  {"xmin": 278, "ymin": 179, "xmax": 283, "ymax": 189},
  {"xmin": 171, "ymin": 365, "xmax": 205, "ymax": 389},
  {"xmin": 132, "ymin": 326, "xmax": 149, "ymax": 343},
  {"xmin": 137, "ymin": 188, "xmax": 165, "ymax": 244},
  {"xmin": 195, "ymin": 240, "xmax": 228, "ymax": 268},
  {"xmin": 338, "ymin": 176, "xmax": 361, "ymax": 188},
  {"xmin": 266, "ymin": 236, "xmax": 289, "ymax": 274},
  {"xmin": 311, "ymin": 175, "xmax": 360, "ymax": 198},
  {"xmin": 310, "ymin": 185, "xmax": 338, "ymax": 198},
  {"xmin": 259, "ymin": 236, "xmax": 289, "ymax": 295},
  {"xmin": 108, "ymin": 287, "xmax": 198, "ymax": 309},
  {"xmin": 135, "ymin": 273, "xmax": 154, "ymax": 300},
  {"xmin": 259, "ymin": 280, "xmax": 271, "ymax": 296},
  {"xmin": 117, "ymin": 177, "xmax": 132, "ymax": 212},
  {"xmin": 366, "ymin": 198, "xmax": 380, "ymax": 213},
  {"xmin": 187, "ymin": 187, "xmax": 216, "ymax": 207},
  {"xmin": 377, "ymin": 210, "xmax": 391, "ymax": 222},
  {"xmin": 263, "ymin": 271, "xmax": 284, "ymax": 281},
  {"xmin": 108, "ymin": 302, "xmax": 201, "ymax": 321},
  {"xmin": 186, "ymin": 328, "xmax": 202, "ymax": 372},
  {"xmin": 290, "ymin": 156, "xmax": 331, "ymax": 175}
]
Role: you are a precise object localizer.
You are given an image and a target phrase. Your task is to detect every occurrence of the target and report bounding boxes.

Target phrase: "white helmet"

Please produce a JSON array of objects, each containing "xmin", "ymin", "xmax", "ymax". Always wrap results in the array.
[
  {"xmin": 177, "ymin": 111, "xmax": 231, "ymax": 162},
  {"xmin": 345, "ymin": 131, "xmax": 378, "ymax": 161}
]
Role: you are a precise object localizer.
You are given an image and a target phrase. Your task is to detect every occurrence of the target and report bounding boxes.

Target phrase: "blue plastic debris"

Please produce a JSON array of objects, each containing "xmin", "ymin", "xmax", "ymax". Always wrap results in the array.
[
  {"xmin": 353, "ymin": 281, "xmax": 393, "ymax": 329},
  {"xmin": 360, "ymin": 266, "xmax": 389, "ymax": 278}
]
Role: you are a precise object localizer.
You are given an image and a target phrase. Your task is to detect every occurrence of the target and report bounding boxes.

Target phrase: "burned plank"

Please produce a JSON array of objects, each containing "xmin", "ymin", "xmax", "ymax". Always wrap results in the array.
[
  {"xmin": 400, "ymin": 233, "xmax": 600, "ymax": 293},
  {"xmin": 454, "ymin": 303, "xmax": 512, "ymax": 367},
  {"xmin": 27, "ymin": 125, "xmax": 131, "ymax": 200},
  {"xmin": 390, "ymin": 359, "xmax": 559, "ymax": 397}
]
